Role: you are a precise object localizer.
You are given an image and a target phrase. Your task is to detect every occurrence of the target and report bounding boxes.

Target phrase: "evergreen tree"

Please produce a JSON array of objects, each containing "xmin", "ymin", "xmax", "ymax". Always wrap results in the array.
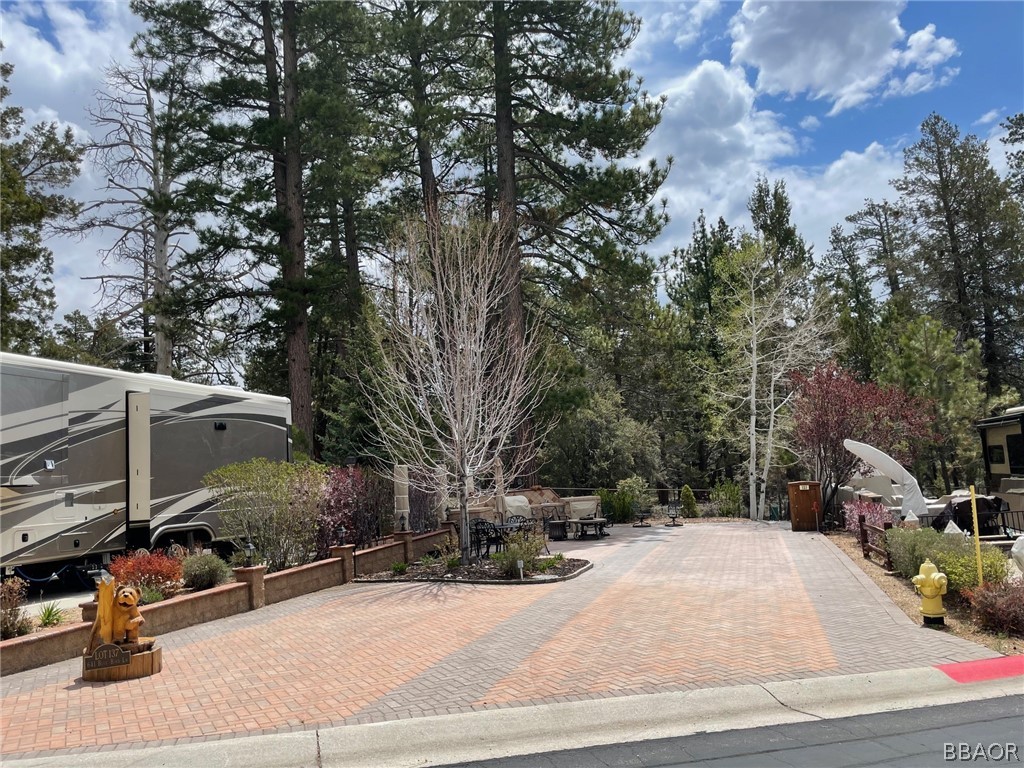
[
  {"xmin": 132, "ymin": 0, "xmax": 317, "ymax": 448},
  {"xmin": 0, "ymin": 56, "xmax": 82, "ymax": 352},
  {"xmin": 892, "ymin": 113, "xmax": 1024, "ymax": 395},
  {"xmin": 818, "ymin": 226, "xmax": 877, "ymax": 381},
  {"xmin": 877, "ymin": 315, "xmax": 994, "ymax": 493},
  {"xmin": 1001, "ymin": 112, "xmax": 1024, "ymax": 203},
  {"xmin": 748, "ymin": 175, "xmax": 812, "ymax": 276}
]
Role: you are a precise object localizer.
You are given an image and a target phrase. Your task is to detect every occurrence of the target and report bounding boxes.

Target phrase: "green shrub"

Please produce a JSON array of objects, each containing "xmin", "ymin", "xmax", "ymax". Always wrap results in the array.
[
  {"xmin": 617, "ymin": 475, "xmax": 651, "ymax": 511},
  {"xmin": 37, "ymin": 601, "xmax": 65, "ymax": 628},
  {"xmin": 933, "ymin": 546, "xmax": 1007, "ymax": 596},
  {"xmin": 205, "ymin": 458, "xmax": 328, "ymax": 573},
  {"xmin": 710, "ymin": 479, "xmax": 744, "ymax": 517},
  {"xmin": 419, "ymin": 554, "xmax": 439, "ymax": 567},
  {"xmin": 433, "ymin": 537, "xmax": 462, "ymax": 570},
  {"xmin": 1, "ymin": 578, "xmax": 33, "ymax": 639},
  {"xmin": 140, "ymin": 586, "xmax": 164, "ymax": 604},
  {"xmin": 885, "ymin": 527, "xmax": 1008, "ymax": 595},
  {"xmin": 886, "ymin": 527, "xmax": 944, "ymax": 579},
  {"xmin": 182, "ymin": 554, "xmax": 231, "ymax": 591},
  {"xmin": 966, "ymin": 581, "xmax": 1024, "ymax": 637},
  {"xmin": 390, "ymin": 562, "xmax": 408, "ymax": 575},
  {"xmin": 598, "ymin": 488, "xmax": 635, "ymax": 524},
  {"xmin": 680, "ymin": 485, "xmax": 698, "ymax": 518},
  {"xmin": 491, "ymin": 531, "xmax": 546, "ymax": 578}
]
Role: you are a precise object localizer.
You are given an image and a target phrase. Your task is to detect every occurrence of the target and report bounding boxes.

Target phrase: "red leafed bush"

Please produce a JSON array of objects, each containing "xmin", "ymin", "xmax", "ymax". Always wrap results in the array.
[
  {"xmin": 109, "ymin": 550, "xmax": 183, "ymax": 594},
  {"xmin": 965, "ymin": 581, "xmax": 1024, "ymax": 637},
  {"xmin": 842, "ymin": 499, "xmax": 893, "ymax": 534}
]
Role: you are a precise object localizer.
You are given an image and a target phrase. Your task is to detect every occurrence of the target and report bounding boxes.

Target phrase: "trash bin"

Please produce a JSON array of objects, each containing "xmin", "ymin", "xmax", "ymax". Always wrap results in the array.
[{"xmin": 788, "ymin": 481, "xmax": 822, "ymax": 531}]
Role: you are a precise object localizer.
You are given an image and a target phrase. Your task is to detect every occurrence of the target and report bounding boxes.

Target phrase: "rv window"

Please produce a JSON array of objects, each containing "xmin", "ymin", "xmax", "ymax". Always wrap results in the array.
[
  {"xmin": 0, "ymin": 371, "xmax": 66, "ymax": 473},
  {"xmin": 988, "ymin": 445, "xmax": 1005, "ymax": 465},
  {"xmin": 1008, "ymin": 434, "xmax": 1024, "ymax": 475}
]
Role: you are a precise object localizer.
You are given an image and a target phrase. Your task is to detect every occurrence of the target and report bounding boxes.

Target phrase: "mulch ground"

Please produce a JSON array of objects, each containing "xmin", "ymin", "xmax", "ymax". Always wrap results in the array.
[
  {"xmin": 828, "ymin": 531, "xmax": 1022, "ymax": 656},
  {"xmin": 357, "ymin": 556, "xmax": 589, "ymax": 582}
]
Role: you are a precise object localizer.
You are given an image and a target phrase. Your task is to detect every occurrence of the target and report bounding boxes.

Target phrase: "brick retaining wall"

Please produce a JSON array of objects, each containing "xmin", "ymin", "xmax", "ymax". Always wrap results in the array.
[
  {"xmin": 353, "ymin": 541, "xmax": 405, "ymax": 575},
  {"xmin": 265, "ymin": 558, "xmax": 344, "ymax": 605},
  {"xmin": 412, "ymin": 529, "xmax": 453, "ymax": 560},
  {"xmin": 1, "ymin": 527, "xmax": 452, "ymax": 677}
]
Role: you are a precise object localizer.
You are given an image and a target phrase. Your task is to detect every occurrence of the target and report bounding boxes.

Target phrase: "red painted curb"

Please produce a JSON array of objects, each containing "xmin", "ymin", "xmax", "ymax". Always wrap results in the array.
[{"xmin": 936, "ymin": 655, "xmax": 1024, "ymax": 683}]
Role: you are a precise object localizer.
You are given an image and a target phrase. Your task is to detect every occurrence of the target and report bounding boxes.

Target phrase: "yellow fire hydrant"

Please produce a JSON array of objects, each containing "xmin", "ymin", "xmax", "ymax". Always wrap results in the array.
[{"xmin": 912, "ymin": 558, "xmax": 947, "ymax": 626}]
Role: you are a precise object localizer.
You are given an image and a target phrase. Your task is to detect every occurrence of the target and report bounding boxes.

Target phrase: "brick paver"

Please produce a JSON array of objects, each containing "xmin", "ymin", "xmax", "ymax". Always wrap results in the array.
[{"xmin": 0, "ymin": 524, "xmax": 997, "ymax": 759}]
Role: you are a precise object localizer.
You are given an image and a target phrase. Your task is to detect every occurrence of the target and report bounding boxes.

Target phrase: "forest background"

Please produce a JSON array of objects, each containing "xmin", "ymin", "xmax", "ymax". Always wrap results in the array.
[{"xmin": 2, "ymin": 1, "xmax": 1022, "ymax": 519}]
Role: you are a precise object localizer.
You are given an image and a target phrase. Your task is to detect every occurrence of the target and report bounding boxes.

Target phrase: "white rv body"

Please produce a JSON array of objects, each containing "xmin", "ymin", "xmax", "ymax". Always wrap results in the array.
[{"xmin": 0, "ymin": 353, "xmax": 291, "ymax": 575}]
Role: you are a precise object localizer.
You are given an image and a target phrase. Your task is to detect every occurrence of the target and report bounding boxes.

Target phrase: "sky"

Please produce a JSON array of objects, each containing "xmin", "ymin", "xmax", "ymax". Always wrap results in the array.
[{"xmin": 2, "ymin": 0, "xmax": 1023, "ymax": 322}]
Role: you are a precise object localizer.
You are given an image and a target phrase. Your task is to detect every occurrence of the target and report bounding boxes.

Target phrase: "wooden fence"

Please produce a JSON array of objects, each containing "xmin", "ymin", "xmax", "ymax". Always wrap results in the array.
[{"xmin": 858, "ymin": 514, "xmax": 893, "ymax": 571}]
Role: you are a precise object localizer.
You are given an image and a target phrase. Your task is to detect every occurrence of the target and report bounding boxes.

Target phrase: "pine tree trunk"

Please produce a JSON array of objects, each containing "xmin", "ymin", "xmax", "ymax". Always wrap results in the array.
[
  {"xmin": 342, "ymin": 197, "xmax": 361, "ymax": 334},
  {"xmin": 264, "ymin": 0, "xmax": 314, "ymax": 455},
  {"xmin": 152, "ymin": 214, "xmax": 172, "ymax": 375},
  {"xmin": 407, "ymin": 2, "xmax": 440, "ymax": 235},
  {"xmin": 493, "ymin": 1, "xmax": 536, "ymax": 486}
]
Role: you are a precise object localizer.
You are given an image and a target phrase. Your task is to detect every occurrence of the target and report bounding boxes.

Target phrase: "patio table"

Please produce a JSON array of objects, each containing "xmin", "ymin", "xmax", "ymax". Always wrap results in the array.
[{"xmin": 568, "ymin": 517, "xmax": 608, "ymax": 539}]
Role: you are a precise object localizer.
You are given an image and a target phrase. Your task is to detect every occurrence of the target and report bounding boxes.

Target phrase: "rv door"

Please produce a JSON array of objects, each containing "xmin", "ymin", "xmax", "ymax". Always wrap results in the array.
[{"xmin": 125, "ymin": 391, "xmax": 151, "ymax": 550}]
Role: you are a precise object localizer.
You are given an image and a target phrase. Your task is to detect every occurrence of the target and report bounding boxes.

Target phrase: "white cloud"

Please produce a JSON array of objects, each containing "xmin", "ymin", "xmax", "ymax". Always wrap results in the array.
[
  {"xmin": 728, "ymin": 1, "xmax": 959, "ymax": 115},
  {"xmin": 884, "ymin": 66, "xmax": 959, "ymax": 99},
  {"xmin": 642, "ymin": 58, "xmax": 905, "ymax": 267},
  {"xmin": 622, "ymin": 0, "xmax": 723, "ymax": 69},
  {"xmin": 780, "ymin": 142, "xmax": 903, "ymax": 259},
  {"xmin": 974, "ymin": 108, "xmax": 1004, "ymax": 127},
  {"xmin": 898, "ymin": 23, "xmax": 958, "ymax": 69},
  {"xmin": 800, "ymin": 115, "xmax": 821, "ymax": 131},
  {"xmin": 674, "ymin": 0, "xmax": 723, "ymax": 49},
  {"xmin": 3, "ymin": 1, "xmax": 145, "ymax": 320},
  {"xmin": 644, "ymin": 61, "xmax": 799, "ymax": 255}
]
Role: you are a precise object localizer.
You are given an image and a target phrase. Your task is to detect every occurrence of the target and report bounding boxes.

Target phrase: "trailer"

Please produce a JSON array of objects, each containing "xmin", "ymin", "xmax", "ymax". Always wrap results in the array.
[
  {"xmin": 1, "ymin": 353, "xmax": 291, "ymax": 580},
  {"xmin": 978, "ymin": 405, "xmax": 1024, "ymax": 485}
]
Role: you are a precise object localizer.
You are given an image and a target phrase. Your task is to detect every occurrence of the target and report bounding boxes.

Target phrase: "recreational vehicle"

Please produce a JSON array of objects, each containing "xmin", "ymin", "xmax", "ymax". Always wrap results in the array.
[
  {"xmin": 1, "ymin": 353, "xmax": 291, "ymax": 581},
  {"xmin": 978, "ymin": 406, "xmax": 1024, "ymax": 484}
]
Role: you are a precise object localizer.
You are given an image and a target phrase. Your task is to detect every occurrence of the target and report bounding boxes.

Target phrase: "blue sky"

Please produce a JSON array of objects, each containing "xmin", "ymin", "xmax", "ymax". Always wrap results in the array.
[{"xmin": 2, "ymin": 1, "xmax": 1022, "ymax": 319}]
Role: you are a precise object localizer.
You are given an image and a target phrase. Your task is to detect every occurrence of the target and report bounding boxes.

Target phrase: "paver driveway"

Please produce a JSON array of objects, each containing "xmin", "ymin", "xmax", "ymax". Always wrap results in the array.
[{"xmin": 0, "ymin": 523, "xmax": 997, "ymax": 759}]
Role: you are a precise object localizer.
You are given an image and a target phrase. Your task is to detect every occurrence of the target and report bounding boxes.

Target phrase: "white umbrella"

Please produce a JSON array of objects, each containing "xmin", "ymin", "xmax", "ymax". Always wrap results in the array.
[{"xmin": 843, "ymin": 439, "xmax": 929, "ymax": 519}]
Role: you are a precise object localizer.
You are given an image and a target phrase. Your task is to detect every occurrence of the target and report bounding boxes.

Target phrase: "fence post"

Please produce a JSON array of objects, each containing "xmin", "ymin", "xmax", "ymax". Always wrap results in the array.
[
  {"xmin": 232, "ymin": 565, "xmax": 267, "ymax": 610},
  {"xmin": 394, "ymin": 530, "xmax": 414, "ymax": 564},
  {"xmin": 882, "ymin": 522, "xmax": 894, "ymax": 570},
  {"xmin": 329, "ymin": 544, "xmax": 356, "ymax": 584},
  {"xmin": 858, "ymin": 514, "xmax": 869, "ymax": 559}
]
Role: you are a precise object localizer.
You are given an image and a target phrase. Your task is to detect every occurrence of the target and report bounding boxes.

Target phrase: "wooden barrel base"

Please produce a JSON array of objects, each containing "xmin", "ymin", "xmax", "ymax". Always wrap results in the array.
[{"xmin": 83, "ymin": 646, "xmax": 162, "ymax": 682}]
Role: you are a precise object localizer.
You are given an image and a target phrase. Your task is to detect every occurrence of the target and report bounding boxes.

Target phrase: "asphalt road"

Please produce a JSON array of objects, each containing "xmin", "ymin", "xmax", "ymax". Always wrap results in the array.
[{"xmin": 440, "ymin": 695, "xmax": 1024, "ymax": 768}]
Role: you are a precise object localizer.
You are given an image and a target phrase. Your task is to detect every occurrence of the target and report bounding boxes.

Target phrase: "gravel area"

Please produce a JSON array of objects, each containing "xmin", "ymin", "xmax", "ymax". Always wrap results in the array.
[{"xmin": 827, "ymin": 531, "xmax": 1022, "ymax": 656}]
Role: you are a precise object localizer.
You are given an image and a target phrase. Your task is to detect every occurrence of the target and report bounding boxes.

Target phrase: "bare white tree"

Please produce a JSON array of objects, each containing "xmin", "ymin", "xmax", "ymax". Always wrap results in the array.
[
  {"xmin": 77, "ymin": 43, "xmax": 208, "ymax": 376},
  {"xmin": 363, "ymin": 214, "xmax": 553, "ymax": 562},
  {"xmin": 716, "ymin": 241, "xmax": 835, "ymax": 521}
]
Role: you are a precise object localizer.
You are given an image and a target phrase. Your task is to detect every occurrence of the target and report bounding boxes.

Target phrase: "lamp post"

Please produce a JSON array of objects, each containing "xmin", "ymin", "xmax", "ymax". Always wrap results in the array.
[
  {"xmin": 243, "ymin": 540, "xmax": 256, "ymax": 567},
  {"xmin": 399, "ymin": 514, "xmax": 407, "ymax": 532},
  {"xmin": 335, "ymin": 524, "xmax": 347, "ymax": 546}
]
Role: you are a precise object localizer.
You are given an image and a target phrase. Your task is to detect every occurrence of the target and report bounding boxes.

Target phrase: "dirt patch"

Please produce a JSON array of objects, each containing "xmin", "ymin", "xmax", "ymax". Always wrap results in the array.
[
  {"xmin": 828, "ymin": 531, "xmax": 1022, "ymax": 656},
  {"xmin": 357, "ymin": 556, "xmax": 589, "ymax": 583}
]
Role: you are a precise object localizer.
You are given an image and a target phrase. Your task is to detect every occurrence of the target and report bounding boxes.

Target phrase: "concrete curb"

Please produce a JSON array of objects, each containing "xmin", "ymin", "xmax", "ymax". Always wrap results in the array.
[{"xmin": 5, "ymin": 665, "xmax": 1020, "ymax": 768}]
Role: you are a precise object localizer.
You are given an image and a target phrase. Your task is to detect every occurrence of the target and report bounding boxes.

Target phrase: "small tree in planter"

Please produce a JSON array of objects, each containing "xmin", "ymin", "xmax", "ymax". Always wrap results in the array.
[
  {"xmin": 204, "ymin": 459, "xmax": 327, "ymax": 572},
  {"xmin": 319, "ymin": 466, "xmax": 394, "ymax": 554},
  {"xmin": 361, "ymin": 215, "xmax": 553, "ymax": 564}
]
